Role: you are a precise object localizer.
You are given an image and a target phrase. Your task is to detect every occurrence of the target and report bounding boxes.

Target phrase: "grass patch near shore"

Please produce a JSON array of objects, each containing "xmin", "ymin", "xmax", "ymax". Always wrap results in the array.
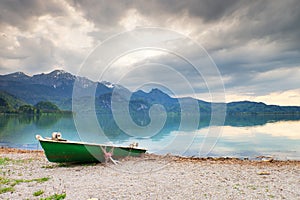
[
  {"xmin": 0, "ymin": 157, "xmax": 11, "ymax": 165},
  {"xmin": 0, "ymin": 177, "xmax": 10, "ymax": 184},
  {"xmin": 42, "ymin": 164, "xmax": 56, "ymax": 169},
  {"xmin": 0, "ymin": 176, "xmax": 50, "ymax": 194},
  {"xmin": 33, "ymin": 177, "xmax": 50, "ymax": 183},
  {"xmin": 12, "ymin": 158, "xmax": 34, "ymax": 164},
  {"xmin": 0, "ymin": 186, "xmax": 14, "ymax": 194},
  {"xmin": 33, "ymin": 189, "xmax": 44, "ymax": 196},
  {"xmin": 0, "ymin": 156, "xmax": 34, "ymax": 166},
  {"xmin": 9, "ymin": 177, "xmax": 50, "ymax": 186},
  {"xmin": 40, "ymin": 192, "xmax": 66, "ymax": 200}
]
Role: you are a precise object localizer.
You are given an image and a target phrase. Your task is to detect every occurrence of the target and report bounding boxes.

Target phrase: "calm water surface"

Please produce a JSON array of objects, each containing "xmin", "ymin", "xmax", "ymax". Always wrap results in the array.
[{"xmin": 0, "ymin": 114, "xmax": 299, "ymax": 160}]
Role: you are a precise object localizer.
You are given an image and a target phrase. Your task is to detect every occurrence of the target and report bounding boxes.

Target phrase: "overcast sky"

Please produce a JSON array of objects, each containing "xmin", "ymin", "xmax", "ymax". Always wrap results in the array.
[{"xmin": 0, "ymin": 0, "xmax": 299, "ymax": 105}]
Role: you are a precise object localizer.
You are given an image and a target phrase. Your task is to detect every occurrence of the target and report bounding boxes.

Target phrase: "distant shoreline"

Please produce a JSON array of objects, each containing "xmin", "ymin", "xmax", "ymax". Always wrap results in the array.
[{"xmin": 0, "ymin": 111, "xmax": 73, "ymax": 115}]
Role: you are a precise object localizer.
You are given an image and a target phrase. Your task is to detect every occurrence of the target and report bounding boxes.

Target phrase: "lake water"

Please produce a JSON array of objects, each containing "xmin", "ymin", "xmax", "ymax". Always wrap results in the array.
[{"xmin": 0, "ymin": 114, "xmax": 299, "ymax": 160}]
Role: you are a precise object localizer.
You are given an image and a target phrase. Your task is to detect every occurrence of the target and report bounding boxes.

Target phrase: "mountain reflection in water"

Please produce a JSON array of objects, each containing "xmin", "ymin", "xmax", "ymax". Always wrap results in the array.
[{"xmin": 0, "ymin": 114, "xmax": 299, "ymax": 160}]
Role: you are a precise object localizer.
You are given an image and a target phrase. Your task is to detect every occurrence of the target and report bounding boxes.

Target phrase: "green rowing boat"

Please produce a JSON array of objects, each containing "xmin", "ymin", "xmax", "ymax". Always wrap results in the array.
[{"xmin": 36, "ymin": 133, "xmax": 146, "ymax": 163}]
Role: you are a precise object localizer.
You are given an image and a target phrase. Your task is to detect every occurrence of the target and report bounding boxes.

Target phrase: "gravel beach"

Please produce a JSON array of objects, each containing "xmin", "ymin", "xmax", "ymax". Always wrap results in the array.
[{"xmin": 0, "ymin": 148, "xmax": 299, "ymax": 200}]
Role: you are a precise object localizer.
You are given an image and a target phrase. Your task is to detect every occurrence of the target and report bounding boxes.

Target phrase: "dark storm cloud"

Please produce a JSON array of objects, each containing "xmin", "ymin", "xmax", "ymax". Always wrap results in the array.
[
  {"xmin": 170, "ymin": 0, "xmax": 241, "ymax": 22},
  {"xmin": 229, "ymin": 0, "xmax": 300, "ymax": 47},
  {"xmin": 68, "ymin": 0, "xmax": 300, "ymax": 58},
  {"xmin": 0, "ymin": 0, "xmax": 65, "ymax": 30},
  {"xmin": 68, "ymin": 0, "xmax": 132, "ymax": 27},
  {"xmin": 0, "ymin": 0, "xmax": 299, "ymax": 103},
  {"xmin": 68, "ymin": 0, "xmax": 241, "ymax": 26}
]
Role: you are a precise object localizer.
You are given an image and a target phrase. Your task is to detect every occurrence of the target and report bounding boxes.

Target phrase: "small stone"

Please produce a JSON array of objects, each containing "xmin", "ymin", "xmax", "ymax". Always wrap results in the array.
[{"xmin": 257, "ymin": 171, "xmax": 271, "ymax": 175}]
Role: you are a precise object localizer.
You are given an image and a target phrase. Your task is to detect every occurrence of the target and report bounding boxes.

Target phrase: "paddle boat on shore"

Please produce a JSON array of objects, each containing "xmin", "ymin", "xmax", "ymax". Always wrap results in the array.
[{"xmin": 36, "ymin": 132, "xmax": 146, "ymax": 163}]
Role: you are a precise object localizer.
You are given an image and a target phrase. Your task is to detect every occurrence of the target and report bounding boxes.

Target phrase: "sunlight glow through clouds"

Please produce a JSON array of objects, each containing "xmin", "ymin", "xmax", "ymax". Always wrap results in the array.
[
  {"xmin": 33, "ymin": 3, "xmax": 96, "ymax": 51},
  {"xmin": 112, "ymin": 50, "xmax": 166, "ymax": 67},
  {"xmin": 119, "ymin": 9, "xmax": 152, "ymax": 31}
]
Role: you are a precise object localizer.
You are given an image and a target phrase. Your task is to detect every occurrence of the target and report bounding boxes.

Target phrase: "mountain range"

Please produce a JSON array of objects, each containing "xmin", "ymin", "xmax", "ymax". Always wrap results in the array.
[{"xmin": 0, "ymin": 70, "xmax": 299, "ymax": 116}]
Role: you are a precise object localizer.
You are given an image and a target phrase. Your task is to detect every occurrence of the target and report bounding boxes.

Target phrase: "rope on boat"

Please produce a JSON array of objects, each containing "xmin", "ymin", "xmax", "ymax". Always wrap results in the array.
[{"xmin": 100, "ymin": 146, "xmax": 119, "ymax": 165}]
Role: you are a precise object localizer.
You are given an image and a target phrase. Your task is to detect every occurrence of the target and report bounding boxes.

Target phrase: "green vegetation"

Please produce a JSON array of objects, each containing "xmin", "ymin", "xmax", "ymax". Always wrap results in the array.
[
  {"xmin": 5, "ymin": 177, "xmax": 50, "ymax": 187},
  {"xmin": 0, "ymin": 186, "xmax": 14, "ymax": 194},
  {"xmin": 0, "ymin": 91, "xmax": 72, "ymax": 115},
  {"xmin": 34, "ymin": 177, "xmax": 50, "ymax": 183},
  {"xmin": 0, "ymin": 157, "xmax": 53, "ymax": 197},
  {"xmin": 0, "ymin": 91, "xmax": 25, "ymax": 110},
  {"xmin": 42, "ymin": 165, "xmax": 56, "ymax": 169},
  {"xmin": 40, "ymin": 193, "xmax": 66, "ymax": 200},
  {"xmin": 33, "ymin": 189, "xmax": 44, "ymax": 196},
  {"xmin": 0, "ymin": 98, "xmax": 13, "ymax": 113},
  {"xmin": 0, "ymin": 157, "xmax": 34, "ymax": 166},
  {"xmin": 17, "ymin": 101, "xmax": 70, "ymax": 115},
  {"xmin": 0, "ymin": 177, "xmax": 10, "ymax": 185},
  {"xmin": 0, "ymin": 173, "xmax": 50, "ymax": 194},
  {"xmin": 35, "ymin": 101, "xmax": 60, "ymax": 112},
  {"xmin": 0, "ymin": 157, "xmax": 11, "ymax": 165},
  {"xmin": 18, "ymin": 104, "xmax": 38, "ymax": 114}
]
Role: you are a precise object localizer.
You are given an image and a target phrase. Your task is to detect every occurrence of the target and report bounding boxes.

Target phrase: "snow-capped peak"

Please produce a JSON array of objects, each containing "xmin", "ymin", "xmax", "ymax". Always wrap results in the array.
[
  {"xmin": 101, "ymin": 81, "xmax": 115, "ymax": 89},
  {"xmin": 50, "ymin": 69, "xmax": 68, "ymax": 76},
  {"xmin": 10, "ymin": 72, "xmax": 27, "ymax": 77}
]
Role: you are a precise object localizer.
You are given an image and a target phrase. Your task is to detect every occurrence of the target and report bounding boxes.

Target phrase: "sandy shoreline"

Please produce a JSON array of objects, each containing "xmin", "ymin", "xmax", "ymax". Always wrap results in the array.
[{"xmin": 0, "ymin": 148, "xmax": 299, "ymax": 199}]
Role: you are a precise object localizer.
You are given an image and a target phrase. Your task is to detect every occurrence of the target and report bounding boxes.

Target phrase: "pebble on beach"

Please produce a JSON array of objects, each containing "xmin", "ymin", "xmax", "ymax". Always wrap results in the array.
[{"xmin": 0, "ymin": 149, "xmax": 299, "ymax": 199}]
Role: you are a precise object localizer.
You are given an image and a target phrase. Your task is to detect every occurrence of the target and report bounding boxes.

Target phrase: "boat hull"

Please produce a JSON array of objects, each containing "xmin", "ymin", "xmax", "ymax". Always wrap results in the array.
[{"xmin": 39, "ymin": 139, "xmax": 146, "ymax": 163}]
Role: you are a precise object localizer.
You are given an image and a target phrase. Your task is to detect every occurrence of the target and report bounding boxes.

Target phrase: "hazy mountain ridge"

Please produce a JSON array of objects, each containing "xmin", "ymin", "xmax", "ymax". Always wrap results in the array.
[{"xmin": 0, "ymin": 70, "xmax": 299, "ymax": 115}]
